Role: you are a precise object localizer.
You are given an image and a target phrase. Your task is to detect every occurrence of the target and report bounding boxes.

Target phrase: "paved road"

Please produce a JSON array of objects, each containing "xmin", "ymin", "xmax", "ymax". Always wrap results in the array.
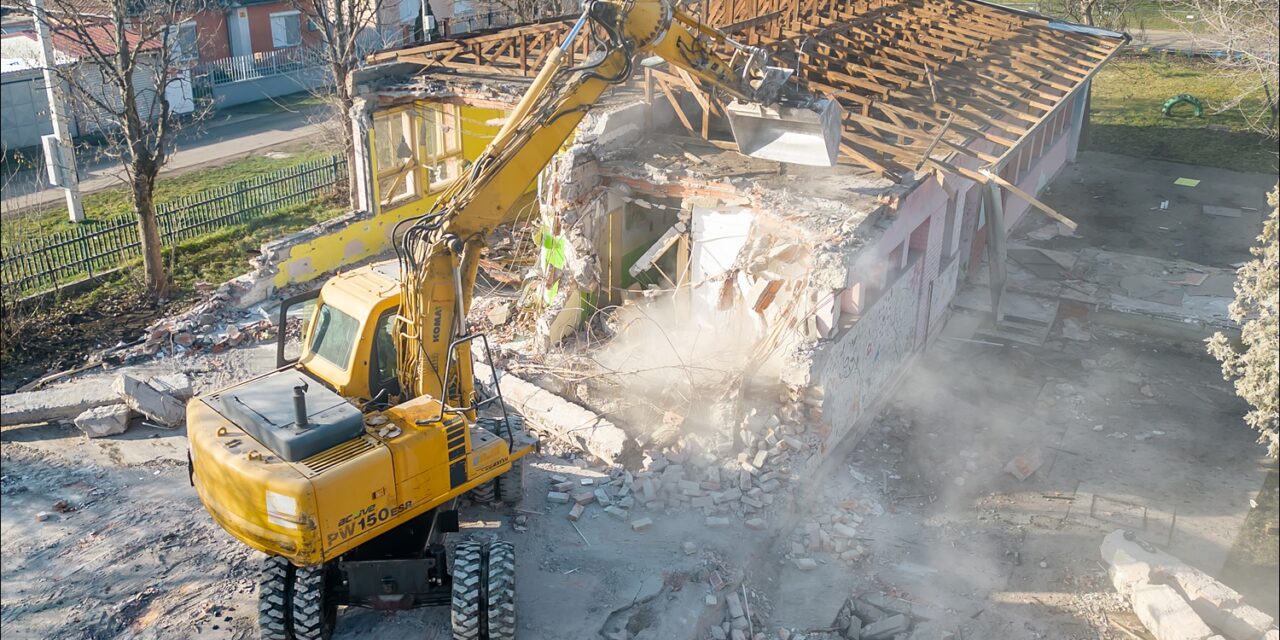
[
  {"xmin": 1, "ymin": 102, "xmax": 334, "ymax": 217},
  {"xmin": 1129, "ymin": 28, "xmax": 1219, "ymax": 53}
]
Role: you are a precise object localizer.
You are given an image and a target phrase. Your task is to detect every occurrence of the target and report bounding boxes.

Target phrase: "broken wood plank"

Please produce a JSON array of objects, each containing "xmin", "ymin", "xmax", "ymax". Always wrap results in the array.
[{"xmin": 981, "ymin": 169, "xmax": 1078, "ymax": 231}]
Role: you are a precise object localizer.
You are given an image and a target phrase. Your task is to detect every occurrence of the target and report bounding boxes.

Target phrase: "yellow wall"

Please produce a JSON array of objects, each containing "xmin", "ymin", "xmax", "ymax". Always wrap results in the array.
[{"xmin": 272, "ymin": 104, "xmax": 507, "ymax": 288}]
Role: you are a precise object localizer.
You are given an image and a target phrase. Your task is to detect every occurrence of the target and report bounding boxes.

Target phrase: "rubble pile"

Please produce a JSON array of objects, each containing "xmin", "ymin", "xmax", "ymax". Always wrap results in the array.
[
  {"xmin": 780, "ymin": 484, "xmax": 882, "ymax": 570},
  {"xmin": 1100, "ymin": 529, "xmax": 1278, "ymax": 640},
  {"xmin": 120, "ymin": 279, "xmax": 281, "ymax": 363},
  {"xmin": 71, "ymin": 373, "xmax": 192, "ymax": 438}
]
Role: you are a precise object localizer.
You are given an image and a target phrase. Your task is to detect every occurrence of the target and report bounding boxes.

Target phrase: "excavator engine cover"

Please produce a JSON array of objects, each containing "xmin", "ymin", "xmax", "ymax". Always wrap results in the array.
[
  {"xmin": 726, "ymin": 98, "xmax": 843, "ymax": 167},
  {"xmin": 209, "ymin": 370, "xmax": 365, "ymax": 462}
]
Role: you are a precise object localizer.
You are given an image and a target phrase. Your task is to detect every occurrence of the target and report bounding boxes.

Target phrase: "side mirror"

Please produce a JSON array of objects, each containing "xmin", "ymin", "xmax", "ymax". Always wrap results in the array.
[{"xmin": 277, "ymin": 290, "xmax": 320, "ymax": 368}]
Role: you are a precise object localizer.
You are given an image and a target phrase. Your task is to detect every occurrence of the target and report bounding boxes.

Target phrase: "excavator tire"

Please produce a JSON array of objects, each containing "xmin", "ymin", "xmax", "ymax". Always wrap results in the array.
[
  {"xmin": 451, "ymin": 540, "xmax": 517, "ymax": 640},
  {"xmin": 483, "ymin": 416, "xmax": 526, "ymax": 505},
  {"xmin": 258, "ymin": 554, "xmax": 295, "ymax": 640},
  {"xmin": 469, "ymin": 481, "xmax": 498, "ymax": 504},
  {"xmin": 451, "ymin": 541, "xmax": 484, "ymax": 640},
  {"xmin": 291, "ymin": 564, "xmax": 338, "ymax": 640},
  {"xmin": 485, "ymin": 541, "xmax": 517, "ymax": 640}
]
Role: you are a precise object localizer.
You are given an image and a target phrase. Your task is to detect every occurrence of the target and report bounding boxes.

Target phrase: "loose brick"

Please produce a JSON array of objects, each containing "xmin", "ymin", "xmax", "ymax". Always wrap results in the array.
[
  {"xmin": 604, "ymin": 506, "xmax": 629, "ymax": 520},
  {"xmin": 549, "ymin": 474, "xmax": 568, "ymax": 483},
  {"xmin": 716, "ymin": 488, "xmax": 743, "ymax": 504},
  {"xmin": 568, "ymin": 504, "xmax": 585, "ymax": 521},
  {"xmin": 793, "ymin": 558, "xmax": 818, "ymax": 571},
  {"xmin": 572, "ymin": 491, "xmax": 596, "ymax": 505},
  {"xmin": 580, "ymin": 478, "xmax": 595, "ymax": 486},
  {"xmin": 547, "ymin": 492, "xmax": 571, "ymax": 504},
  {"xmin": 594, "ymin": 488, "xmax": 613, "ymax": 506},
  {"xmin": 745, "ymin": 518, "xmax": 766, "ymax": 530},
  {"xmin": 630, "ymin": 517, "xmax": 653, "ymax": 532},
  {"xmin": 691, "ymin": 496, "xmax": 714, "ymax": 509},
  {"xmin": 832, "ymin": 522, "xmax": 858, "ymax": 538},
  {"xmin": 706, "ymin": 516, "xmax": 730, "ymax": 528}
]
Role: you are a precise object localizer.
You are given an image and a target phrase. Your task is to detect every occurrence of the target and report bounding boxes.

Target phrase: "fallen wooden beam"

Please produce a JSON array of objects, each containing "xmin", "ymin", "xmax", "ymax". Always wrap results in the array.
[{"xmin": 981, "ymin": 169, "xmax": 1078, "ymax": 231}]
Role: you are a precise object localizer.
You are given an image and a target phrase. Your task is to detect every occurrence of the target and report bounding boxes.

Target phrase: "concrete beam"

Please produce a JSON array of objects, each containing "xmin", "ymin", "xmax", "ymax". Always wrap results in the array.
[{"xmin": 475, "ymin": 362, "xmax": 632, "ymax": 465}]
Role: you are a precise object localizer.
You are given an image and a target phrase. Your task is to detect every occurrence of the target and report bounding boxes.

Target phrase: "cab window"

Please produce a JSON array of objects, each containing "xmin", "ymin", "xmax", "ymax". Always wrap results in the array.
[
  {"xmin": 308, "ymin": 304, "xmax": 360, "ymax": 370},
  {"xmin": 370, "ymin": 309, "xmax": 401, "ymax": 401}
]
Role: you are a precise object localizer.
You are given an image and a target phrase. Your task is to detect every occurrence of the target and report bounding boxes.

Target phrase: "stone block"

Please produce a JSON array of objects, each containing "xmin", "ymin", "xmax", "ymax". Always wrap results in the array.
[
  {"xmin": 862, "ymin": 614, "xmax": 909, "ymax": 640},
  {"xmin": 727, "ymin": 593, "xmax": 744, "ymax": 618},
  {"xmin": 1133, "ymin": 584, "xmax": 1215, "ymax": 640},
  {"xmin": 72, "ymin": 404, "xmax": 133, "ymax": 438},
  {"xmin": 1216, "ymin": 605, "xmax": 1275, "ymax": 640},
  {"xmin": 113, "ymin": 374, "xmax": 185, "ymax": 427},
  {"xmin": 1107, "ymin": 547, "xmax": 1153, "ymax": 598}
]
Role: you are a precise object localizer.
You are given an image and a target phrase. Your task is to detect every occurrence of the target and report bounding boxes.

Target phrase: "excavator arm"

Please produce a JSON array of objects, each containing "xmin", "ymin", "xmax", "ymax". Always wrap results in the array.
[{"xmin": 392, "ymin": 0, "xmax": 840, "ymax": 409}]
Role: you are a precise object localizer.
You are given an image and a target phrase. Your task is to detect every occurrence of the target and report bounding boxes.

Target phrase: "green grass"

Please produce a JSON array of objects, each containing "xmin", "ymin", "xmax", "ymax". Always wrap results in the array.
[
  {"xmin": 4, "ymin": 147, "xmax": 334, "ymax": 238},
  {"xmin": 1086, "ymin": 57, "xmax": 1277, "ymax": 172}
]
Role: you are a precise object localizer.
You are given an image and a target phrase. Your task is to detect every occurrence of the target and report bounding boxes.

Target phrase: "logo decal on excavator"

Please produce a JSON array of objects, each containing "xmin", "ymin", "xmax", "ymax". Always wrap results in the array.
[
  {"xmin": 328, "ymin": 500, "xmax": 414, "ymax": 545},
  {"xmin": 431, "ymin": 307, "xmax": 444, "ymax": 344}
]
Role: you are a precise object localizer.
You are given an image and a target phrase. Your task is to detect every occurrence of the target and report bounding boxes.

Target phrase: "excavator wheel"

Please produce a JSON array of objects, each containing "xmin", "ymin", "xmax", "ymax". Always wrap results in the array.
[
  {"xmin": 258, "ymin": 554, "xmax": 295, "ymax": 640},
  {"xmin": 451, "ymin": 540, "xmax": 516, "ymax": 640},
  {"xmin": 291, "ymin": 563, "xmax": 338, "ymax": 640},
  {"xmin": 481, "ymin": 416, "xmax": 527, "ymax": 505},
  {"xmin": 473, "ymin": 416, "xmax": 527, "ymax": 505}
]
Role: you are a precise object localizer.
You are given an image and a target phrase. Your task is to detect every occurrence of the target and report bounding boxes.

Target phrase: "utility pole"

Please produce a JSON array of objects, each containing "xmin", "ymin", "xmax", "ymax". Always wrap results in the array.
[{"xmin": 31, "ymin": 0, "xmax": 85, "ymax": 222}]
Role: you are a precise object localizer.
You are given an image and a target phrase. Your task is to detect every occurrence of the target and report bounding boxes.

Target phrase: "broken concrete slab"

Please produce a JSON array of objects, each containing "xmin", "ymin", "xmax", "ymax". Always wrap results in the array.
[
  {"xmin": 113, "ymin": 374, "xmax": 186, "ymax": 427},
  {"xmin": 1004, "ymin": 447, "xmax": 1045, "ymax": 481},
  {"xmin": 862, "ymin": 613, "xmax": 910, "ymax": 640},
  {"xmin": 475, "ymin": 363, "xmax": 630, "ymax": 465},
  {"xmin": 1214, "ymin": 604, "xmax": 1276, "ymax": 640},
  {"xmin": 1106, "ymin": 546, "xmax": 1153, "ymax": 599},
  {"xmin": 1133, "ymin": 583, "xmax": 1216, "ymax": 640},
  {"xmin": 1, "ymin": 380, "xmax": 120, "ymax": 426},
  {"xmin": 72, "ymin": 404, "xmax": 133, "ymax": 438}
]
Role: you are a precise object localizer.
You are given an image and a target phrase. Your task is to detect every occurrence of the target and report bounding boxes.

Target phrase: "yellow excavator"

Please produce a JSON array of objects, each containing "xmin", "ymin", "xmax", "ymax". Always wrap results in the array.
[{"xmin": 186, "ymin": 1, "xmax": 841, "ymax": 638}]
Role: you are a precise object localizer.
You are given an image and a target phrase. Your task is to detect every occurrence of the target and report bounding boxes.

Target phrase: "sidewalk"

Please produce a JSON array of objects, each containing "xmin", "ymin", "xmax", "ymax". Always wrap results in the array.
[{"xmin": 1, "ymin": 101, "xmax": 334, "ymax": 216}]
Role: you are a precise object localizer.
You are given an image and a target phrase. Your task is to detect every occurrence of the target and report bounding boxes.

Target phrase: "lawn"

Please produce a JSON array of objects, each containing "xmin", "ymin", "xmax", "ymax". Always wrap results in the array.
[
  {"xmin": 1086, "ymin": 56, "xmax": 1277, "ymax": 172},
  {"xmin": 0, "ymin": 196, "xmax": 345, "ymax": 387},
  {"xmin": 4, "ymin": 146, "xmax": 335, "ymax": 238}
]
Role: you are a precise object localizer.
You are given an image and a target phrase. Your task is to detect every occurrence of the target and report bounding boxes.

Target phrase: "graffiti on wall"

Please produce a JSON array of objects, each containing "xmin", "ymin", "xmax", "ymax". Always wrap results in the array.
[
  {"xmin": 929, "ymin": 256, "xmax": 960, "ymax": 335},
  {"xmin": 819, "ymin": 258, "xmax": 923, "ymax": 449}
]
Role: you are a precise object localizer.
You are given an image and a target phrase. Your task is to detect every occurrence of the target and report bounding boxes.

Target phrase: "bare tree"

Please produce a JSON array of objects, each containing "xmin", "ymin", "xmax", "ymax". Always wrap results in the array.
[
  {"xmin": 292, "ymin": 0, "xmax": 390, "ymax": 207},
  {"xmin": 1038, "ymin": 0, "xmax": 1141, "ymax": 30},
  {"xmin": 1174, "ymin": 0, "xmax": 1279, "ymax": 137},
  {"xmin": 33, "ymin": 0, "xmax": 209, "ymax": 298},
  {"xmin": 467, "ymin": 0, "xmax": 567, "ymax": 23}
]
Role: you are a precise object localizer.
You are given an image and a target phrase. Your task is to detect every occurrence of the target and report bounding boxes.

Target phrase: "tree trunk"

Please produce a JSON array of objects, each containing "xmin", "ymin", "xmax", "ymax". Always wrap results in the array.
[
  {"xmin": 132, "ymin": 171, "xmax": 169, "ymax": 299},
  {"xmin": 334, "ymin": 67, "xmax": 359, "ymax": 211}
]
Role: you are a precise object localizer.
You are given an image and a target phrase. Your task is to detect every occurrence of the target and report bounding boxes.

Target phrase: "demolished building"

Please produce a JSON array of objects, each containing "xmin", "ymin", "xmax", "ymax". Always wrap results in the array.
[{"xmin": 344, "ymin": 0, "xmax": 1126, "ymax": 477}]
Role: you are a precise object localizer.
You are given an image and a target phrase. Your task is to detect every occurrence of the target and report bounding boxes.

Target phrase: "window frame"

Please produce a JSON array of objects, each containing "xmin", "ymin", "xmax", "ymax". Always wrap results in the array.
[
  {"xmin": 168, "ymin": 20, "xmax": 199, "ymax": 62},
  {"xmin": 374, "ymin": 107, "xmax": 418, "ymax": 206},
  {"xmin": 417, "ymin": 102, "xmax": 463, "ymax": 193},
  {"xmin": 269, "ymin": 10, "xmax": 303, "ymax": 49}
]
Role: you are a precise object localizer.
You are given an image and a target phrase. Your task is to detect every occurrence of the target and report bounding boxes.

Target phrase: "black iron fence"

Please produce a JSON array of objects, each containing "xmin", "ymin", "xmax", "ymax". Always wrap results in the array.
[{"xmin": 1, "ymin": 155, "xmax": 346, "ymax": 298}]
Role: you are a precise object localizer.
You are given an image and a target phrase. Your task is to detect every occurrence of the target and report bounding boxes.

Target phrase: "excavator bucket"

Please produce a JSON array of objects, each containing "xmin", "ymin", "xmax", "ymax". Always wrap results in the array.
[{"xmin": 726, "ymin": 98, "xmax": 844, "ymax": 167}]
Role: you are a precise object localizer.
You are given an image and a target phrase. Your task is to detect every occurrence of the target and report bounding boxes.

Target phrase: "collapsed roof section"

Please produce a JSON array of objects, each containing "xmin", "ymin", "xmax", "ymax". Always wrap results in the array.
[{"xmin": 368, "ymin": 0, "xmax": 1127, "ymax": 182}]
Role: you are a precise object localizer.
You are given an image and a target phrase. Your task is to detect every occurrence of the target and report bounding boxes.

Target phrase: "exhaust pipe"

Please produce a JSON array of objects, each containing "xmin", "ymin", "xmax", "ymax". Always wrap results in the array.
[
  {"xmin": 293, "ymin": 382, "xmax": 309, "ymax": 428},
  {"xmin": 725, "ymin": 98, "xmax": 844, "ymax": 167}
]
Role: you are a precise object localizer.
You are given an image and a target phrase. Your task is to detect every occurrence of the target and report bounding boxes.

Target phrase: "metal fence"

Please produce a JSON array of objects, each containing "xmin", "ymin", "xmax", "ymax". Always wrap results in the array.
[
  {"xmin": 1, "ymin": 155, "xmax": 346, "ymax": 298},
  {"xmin": 195, "ymin": 45, "xmax": 327, "ymax": 87}
]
